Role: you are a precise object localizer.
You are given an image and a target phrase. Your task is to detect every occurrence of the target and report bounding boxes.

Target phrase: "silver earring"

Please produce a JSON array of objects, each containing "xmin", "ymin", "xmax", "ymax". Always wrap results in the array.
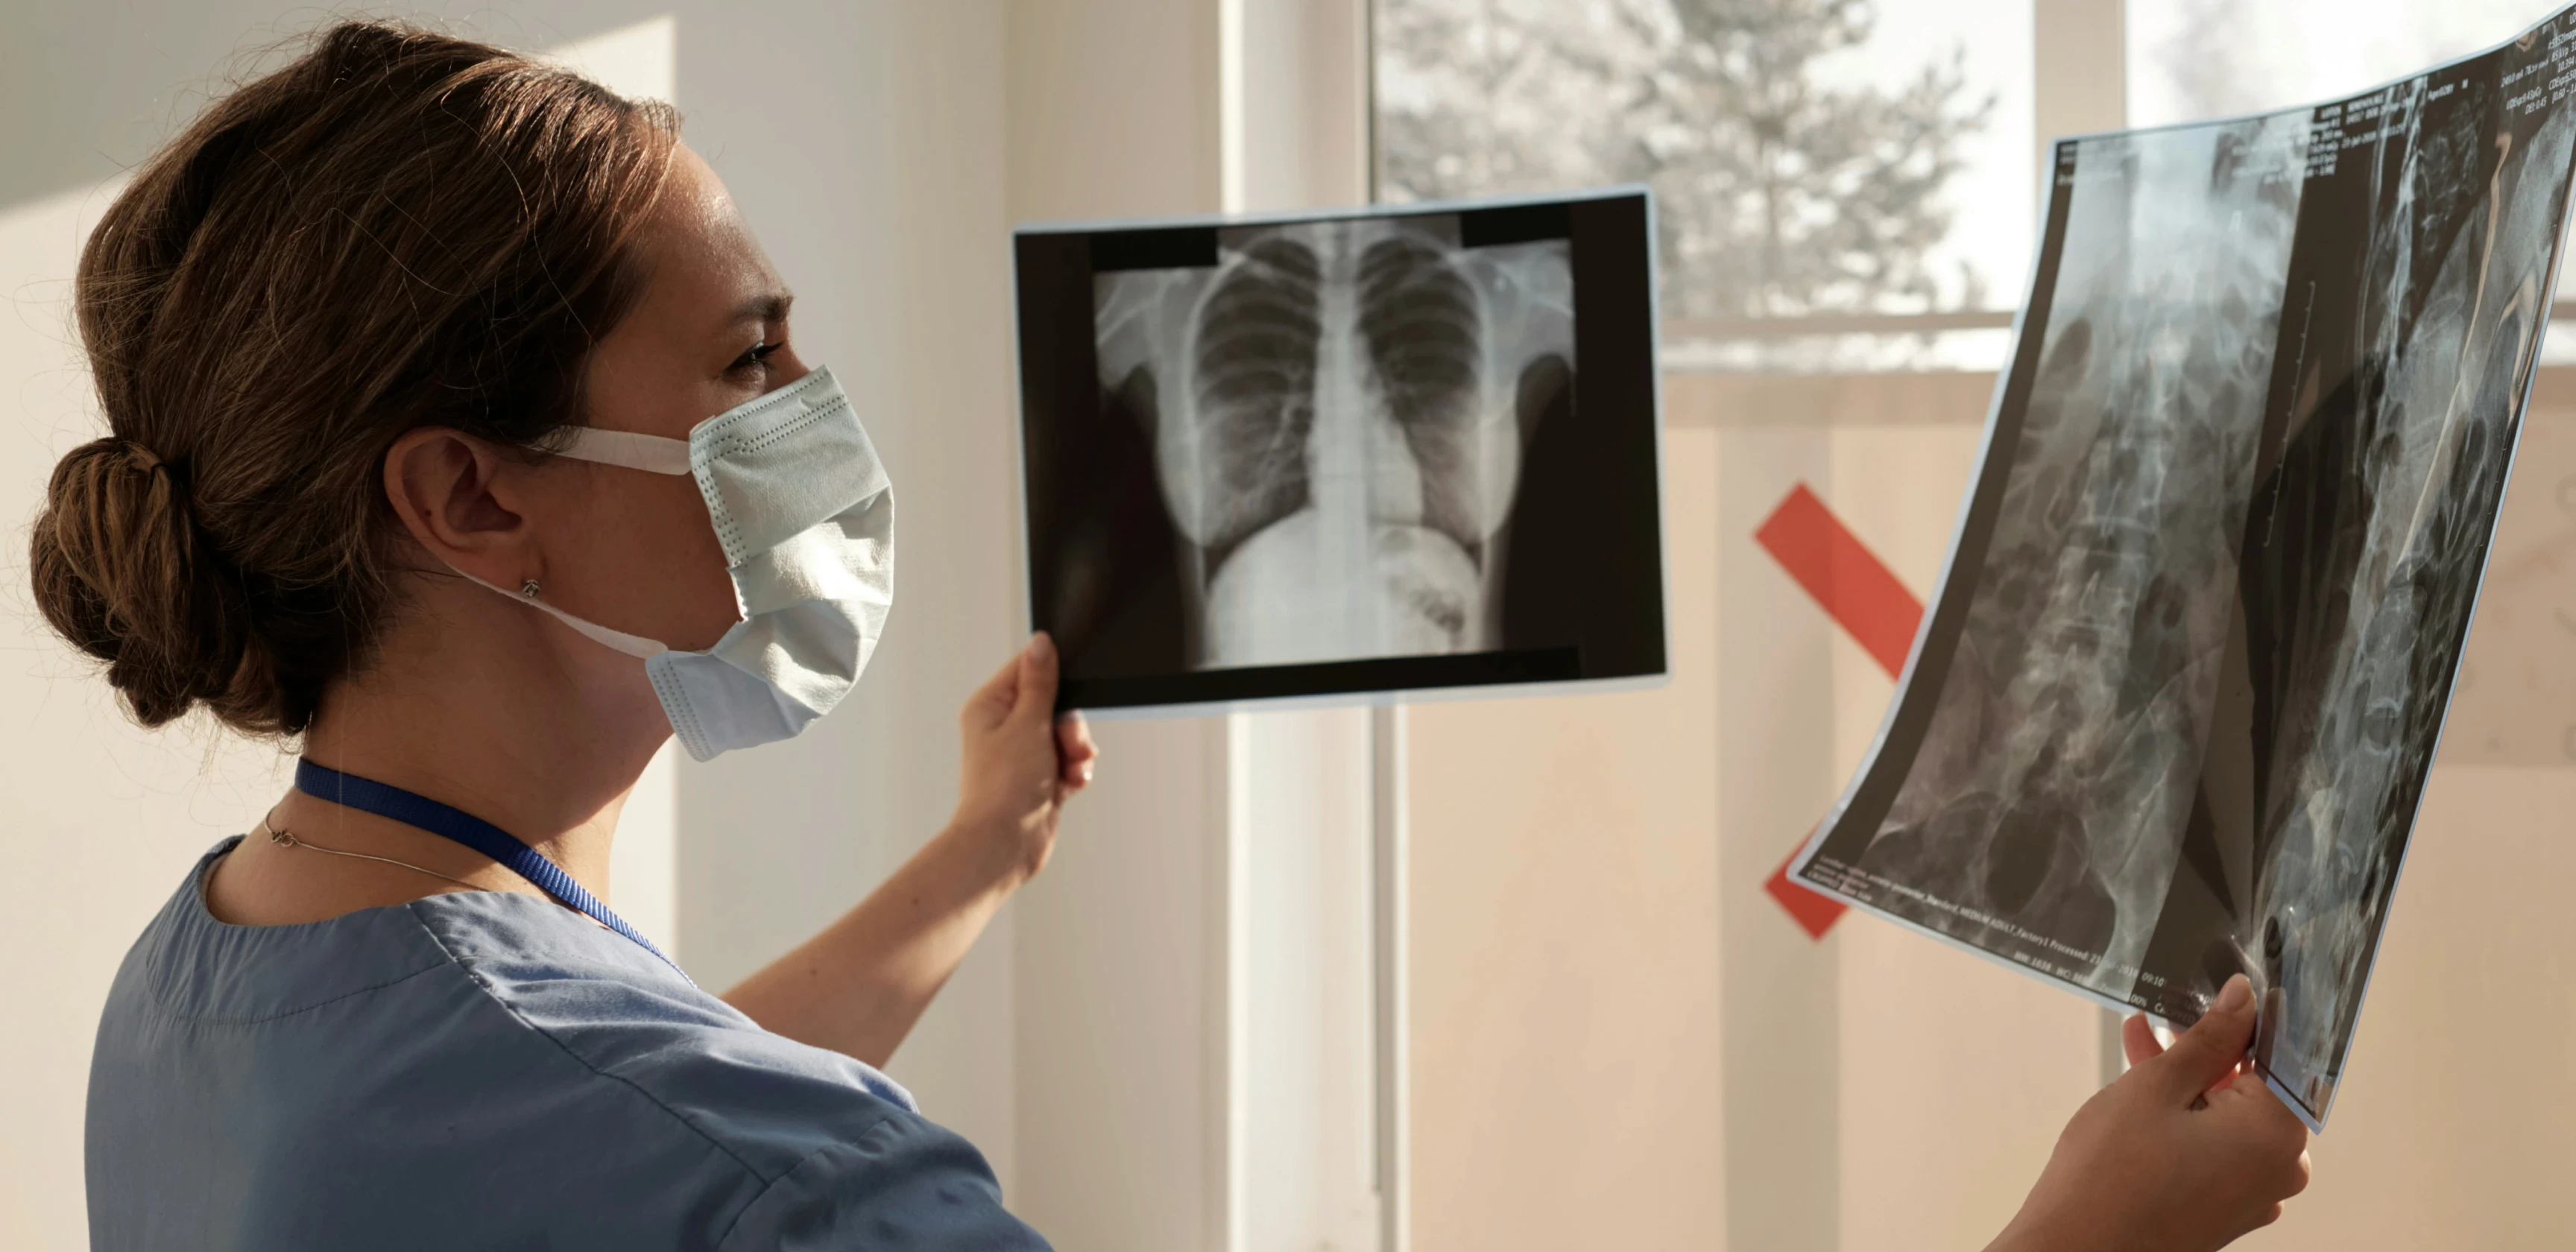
[{"xmin": 521, "ymin": 578, "xmax": 540, "ymax": 599}]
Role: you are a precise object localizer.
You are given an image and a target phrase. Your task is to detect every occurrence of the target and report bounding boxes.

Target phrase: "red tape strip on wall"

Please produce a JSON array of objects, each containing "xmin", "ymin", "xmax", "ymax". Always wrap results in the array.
[{"xmin": 1753, "ymin": 483, "xmax": 1925, "ymax": 940}]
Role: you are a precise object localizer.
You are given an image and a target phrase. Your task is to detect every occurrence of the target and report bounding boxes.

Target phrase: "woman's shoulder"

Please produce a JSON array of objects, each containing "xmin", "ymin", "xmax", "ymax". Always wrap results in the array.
[
  {"xmin": 404, "ymin": 888, "xmax": 914, "ymax": 1142},
  {"xmin": 400, "ymin": 892, "xmax": 1048, "ymax": 1248},
  {"xmin": 94, "ymin": 853, "xmax": 1042, "ymax": 1249}
]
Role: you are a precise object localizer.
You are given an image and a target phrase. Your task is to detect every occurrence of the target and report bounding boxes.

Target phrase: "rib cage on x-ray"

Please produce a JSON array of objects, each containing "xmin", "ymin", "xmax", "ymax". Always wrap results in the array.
[
  {"xmin": 1095, "ymin": 218, "xmax": 1575, "ymax": 668},
  {"xmin": 1184, "ymin": 233, "xmax": 1319, "ymax": 563}
]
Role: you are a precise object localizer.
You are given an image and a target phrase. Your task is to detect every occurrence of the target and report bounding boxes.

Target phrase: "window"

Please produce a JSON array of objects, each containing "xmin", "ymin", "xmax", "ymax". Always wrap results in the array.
[
  {"xmin": 1374, "ymin": 0, "xmax": 2035, "ymax": 370},
  {"xmin": 2126, "ymin": 0, "xmax": 2569, "ymax": 126}
]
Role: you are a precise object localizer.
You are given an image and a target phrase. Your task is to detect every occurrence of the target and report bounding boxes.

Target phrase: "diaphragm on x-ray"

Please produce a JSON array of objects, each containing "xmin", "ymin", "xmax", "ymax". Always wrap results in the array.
[
  {"xmin": 1014, "ymin": 192, "xmax": 1666, "ymax": 711},
  {"xmin": 1791, "ymin": 7, "xmax": 2576, "ymax": 1131}
]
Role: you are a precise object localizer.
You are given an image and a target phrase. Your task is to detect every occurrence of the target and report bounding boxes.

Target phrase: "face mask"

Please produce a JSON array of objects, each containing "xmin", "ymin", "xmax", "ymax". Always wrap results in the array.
[{"xmin": 453, "ymin": 367, "xmax": 894, "ymax": 762}]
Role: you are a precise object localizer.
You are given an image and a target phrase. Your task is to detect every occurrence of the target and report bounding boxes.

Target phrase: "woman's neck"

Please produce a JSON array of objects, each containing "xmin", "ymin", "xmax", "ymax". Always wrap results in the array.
[{"xmin": 203, "ymin": 576, "xmax": 668, "ymax": 926}]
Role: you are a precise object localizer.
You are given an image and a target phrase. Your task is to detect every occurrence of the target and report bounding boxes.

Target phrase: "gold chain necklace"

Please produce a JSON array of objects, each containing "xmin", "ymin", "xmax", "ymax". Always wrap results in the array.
[{"xmin": 255, "ymin": 807, "xmax": 490, "ymax": 893}]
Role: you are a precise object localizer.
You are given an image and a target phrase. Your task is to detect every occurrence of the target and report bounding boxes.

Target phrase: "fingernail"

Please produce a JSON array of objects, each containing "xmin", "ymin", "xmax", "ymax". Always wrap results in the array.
[
  {"xmin": 2217, "ymin": 973, "xmax": 2252, "ymax": 1013},
  {"xmin": 1080, "ymin": 762, "xmax": 1095, "ymax": 783},
  {"xmin": 1030, "ymin": 632, "xmax": 1055, "ymax": 661}
]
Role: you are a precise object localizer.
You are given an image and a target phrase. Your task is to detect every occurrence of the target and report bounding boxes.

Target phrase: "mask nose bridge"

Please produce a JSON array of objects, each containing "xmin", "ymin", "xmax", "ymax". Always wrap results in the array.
[{"xmin": 693, "ymin": 399, "xmax": 889, "ymax": 569}]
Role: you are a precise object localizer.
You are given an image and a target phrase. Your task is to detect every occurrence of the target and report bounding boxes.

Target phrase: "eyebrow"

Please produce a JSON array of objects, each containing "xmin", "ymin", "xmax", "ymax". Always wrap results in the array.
[{"xmin": 729, "ymin": 293, "xmax": 795, "ymax": 326}]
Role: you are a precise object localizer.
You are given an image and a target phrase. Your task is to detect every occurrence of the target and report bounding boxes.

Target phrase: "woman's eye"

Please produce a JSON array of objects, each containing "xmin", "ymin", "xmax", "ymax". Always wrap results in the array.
[{"xmin": 728, "ymin": 341, "xmax": 783, "ymax": 375}]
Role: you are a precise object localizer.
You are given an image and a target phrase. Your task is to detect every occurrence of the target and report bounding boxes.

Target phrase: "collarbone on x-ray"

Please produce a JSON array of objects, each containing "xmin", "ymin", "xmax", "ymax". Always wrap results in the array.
[{"xmin": 1094, "ymin": 216, "xmax": 1574, "ymax": 669}]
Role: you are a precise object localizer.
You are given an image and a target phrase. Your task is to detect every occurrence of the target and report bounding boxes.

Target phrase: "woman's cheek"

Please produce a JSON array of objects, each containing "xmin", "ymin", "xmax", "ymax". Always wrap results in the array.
[
  {"xmin": 657, "ymin": 482, "xmax": 741, "ymax": 650},
  {"xmin": 579, "ymin": 472, "xmax": 738, "ymax": 651}
]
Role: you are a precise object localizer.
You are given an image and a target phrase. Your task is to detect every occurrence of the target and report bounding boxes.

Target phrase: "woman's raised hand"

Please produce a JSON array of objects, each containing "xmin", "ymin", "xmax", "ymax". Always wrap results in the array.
[
  {"xmin": 954, "ymin": 633, "xmax": 1098, "ymax": 884},
  {"xmin": 722, "ymin": 634, "xmax": 1099, "ymax": 1063},
  {"xmin": 1989, "ymin": 975, "xmax": 2313, "ymax": 1252}
]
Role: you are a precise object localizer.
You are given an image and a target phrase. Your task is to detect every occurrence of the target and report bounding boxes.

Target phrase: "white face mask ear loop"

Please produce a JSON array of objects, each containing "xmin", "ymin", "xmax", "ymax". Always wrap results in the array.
[
  {"xmin": 442, "ymin": 563, "xmax": 669, "ymax": 660},
  {"xmin": 550, "ymin": 427, "xmax": 695, "ymax": 476}
]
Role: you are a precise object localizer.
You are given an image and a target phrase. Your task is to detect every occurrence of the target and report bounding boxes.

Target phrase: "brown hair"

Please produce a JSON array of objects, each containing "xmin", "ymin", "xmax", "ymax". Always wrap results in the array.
[{"xmin": 28, "ymin": 22, "xmax": 679, "ymax": 736}]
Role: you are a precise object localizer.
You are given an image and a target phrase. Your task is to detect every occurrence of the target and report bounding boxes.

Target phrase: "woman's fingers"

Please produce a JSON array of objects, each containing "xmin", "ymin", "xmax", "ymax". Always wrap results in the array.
[
  {"xmin": 1055, "ymin": 711, "xmax": 1096, "ymax": 788},
  {"xmin": 2147, "ymin": 974, "xmax": 2258, "ymax": 1106},
  {"xmin": 2208, "ymin": 1081, "xmax": 2313, "ymax": 1210},
  {"xmin": 2121, "ymin": 1012, "xmax": 2162, "ymax": 1068}
]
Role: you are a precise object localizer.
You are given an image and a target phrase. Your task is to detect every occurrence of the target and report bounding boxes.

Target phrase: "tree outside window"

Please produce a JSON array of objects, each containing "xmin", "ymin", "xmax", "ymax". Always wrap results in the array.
[{"xmin": 1377, "ymin": 0, "xmax": 2004, "ymax": 323}]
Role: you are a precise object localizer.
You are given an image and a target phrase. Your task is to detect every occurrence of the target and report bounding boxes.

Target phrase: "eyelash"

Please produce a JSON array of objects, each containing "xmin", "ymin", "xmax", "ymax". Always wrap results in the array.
[{"xmin": 730, "ymin": 341, "xmax": 783, "ymax": 374}]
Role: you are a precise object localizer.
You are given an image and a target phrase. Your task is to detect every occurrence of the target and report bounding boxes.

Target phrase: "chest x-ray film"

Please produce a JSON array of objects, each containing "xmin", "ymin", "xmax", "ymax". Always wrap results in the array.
[
  {"xmin": 1790, "ymin": 9, "xmax": 2576, "ymax": 1131},
  {"xmin": 1013, "ymin": 190, "xmax": 1666, "ymax": 712}
]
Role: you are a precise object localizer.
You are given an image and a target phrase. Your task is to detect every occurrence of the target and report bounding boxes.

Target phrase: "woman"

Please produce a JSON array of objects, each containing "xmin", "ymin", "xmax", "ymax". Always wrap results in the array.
[{"xmin": 32, "ymin": 22, "xmax": 2308, "ymax": 1252}]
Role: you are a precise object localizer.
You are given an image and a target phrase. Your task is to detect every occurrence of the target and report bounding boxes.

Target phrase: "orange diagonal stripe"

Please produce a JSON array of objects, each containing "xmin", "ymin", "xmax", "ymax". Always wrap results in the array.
[
  {"xmin": 1755, "ymin": 483, "xmax": 1929, "ymax": 939},
  {"xmin": 1754, "ymin": 483, "xmax": 1924, "ymax": 679}
]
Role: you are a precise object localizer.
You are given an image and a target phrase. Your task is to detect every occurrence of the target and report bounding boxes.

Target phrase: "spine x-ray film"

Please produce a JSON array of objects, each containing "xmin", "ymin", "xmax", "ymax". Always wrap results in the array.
[
  {"xmin": 1012, "ymin": 189, "xmax": 1668, "ymax": 715},
  {"xmin": 1790, "ymin": 7, "xmax": 2576, "ymax": 1131}
]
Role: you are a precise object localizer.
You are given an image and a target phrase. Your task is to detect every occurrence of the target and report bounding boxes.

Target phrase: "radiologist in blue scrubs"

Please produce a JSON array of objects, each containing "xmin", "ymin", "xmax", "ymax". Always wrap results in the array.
[{"xmin": 32, "ymin": 21, "xmax": 2311, "ymax": 1252}]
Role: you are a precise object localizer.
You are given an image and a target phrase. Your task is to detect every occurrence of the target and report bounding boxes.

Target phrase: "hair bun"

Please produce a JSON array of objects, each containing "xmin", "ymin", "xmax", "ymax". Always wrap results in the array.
[
  {"xmin": 28, "ymin": 436, "xmax": 250, "ymax": 727},
  {"xmin": 129, "ymin": 442, "xmax": 190, "ymax": 489}
]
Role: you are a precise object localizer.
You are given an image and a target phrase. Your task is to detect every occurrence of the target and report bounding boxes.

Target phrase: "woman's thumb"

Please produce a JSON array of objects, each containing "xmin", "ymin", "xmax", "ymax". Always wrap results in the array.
[
  {"xmin": 2150, "ymin": 973, "xmax": 2258, "ymax": 1103},
  {"xmin": 1011, "ymin": 633, "xmax": 1060, "ymax": 724}
]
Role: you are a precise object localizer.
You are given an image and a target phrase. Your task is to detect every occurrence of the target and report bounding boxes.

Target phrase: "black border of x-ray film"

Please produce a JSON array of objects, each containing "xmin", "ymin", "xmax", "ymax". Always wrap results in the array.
[
  {"xmin": 1010, "ymin": 187, "xmax": 1669, "ymax": 715},
  {"xmin": 1785, "ymin": 6, "xmax": 2576, "ymax": 1134}
]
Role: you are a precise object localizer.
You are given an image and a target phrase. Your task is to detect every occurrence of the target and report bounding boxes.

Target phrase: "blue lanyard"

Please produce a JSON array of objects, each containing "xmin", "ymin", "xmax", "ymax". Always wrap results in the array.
[{"xmin": 294, "ymin": 758, "xmax": 691, "ymax": 984}]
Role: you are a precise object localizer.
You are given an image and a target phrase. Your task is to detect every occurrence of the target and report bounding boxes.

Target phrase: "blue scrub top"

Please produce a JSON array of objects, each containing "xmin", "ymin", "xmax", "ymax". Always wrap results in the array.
[{"xmin": 86, "ymin": 838, "xmax": 1051, "ymax": 1251}]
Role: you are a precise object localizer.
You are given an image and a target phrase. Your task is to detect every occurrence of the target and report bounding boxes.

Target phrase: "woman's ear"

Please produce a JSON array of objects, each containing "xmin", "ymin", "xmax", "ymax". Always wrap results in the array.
[{"xmin": 382, "ymin": 429, "xmax": 531, "ymax": 581}]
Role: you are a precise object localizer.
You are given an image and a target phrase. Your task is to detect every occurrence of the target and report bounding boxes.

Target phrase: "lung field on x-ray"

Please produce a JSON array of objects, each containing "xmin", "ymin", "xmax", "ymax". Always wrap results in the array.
[
  {"xmin": 1360, "ymin": 232, "xmax": 1511, "ymax": 566},
  {"xmin": 1093, "ymin": 215, "xmax": 1575, "ymax": 669},
  {"xmin": 1185, "ymin": 233, "xmax": 1321, "ymax": 566}
]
